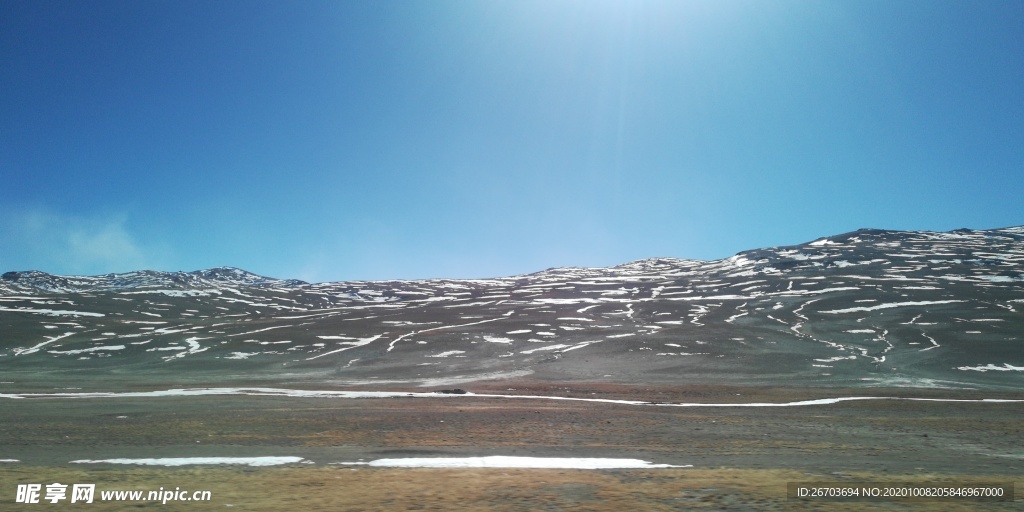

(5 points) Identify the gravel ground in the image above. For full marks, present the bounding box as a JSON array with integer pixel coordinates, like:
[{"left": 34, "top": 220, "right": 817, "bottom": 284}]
[{"left": 1, "top": 381, "right": 1021, "bottom": 510}]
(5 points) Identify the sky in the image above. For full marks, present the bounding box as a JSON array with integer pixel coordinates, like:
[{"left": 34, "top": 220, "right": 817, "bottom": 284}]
[{"left": 2, "top": 0, "right": 1022, "bottom": 282}]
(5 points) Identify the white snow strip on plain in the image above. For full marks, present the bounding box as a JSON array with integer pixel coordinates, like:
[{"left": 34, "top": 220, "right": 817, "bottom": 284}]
[
  {"left": 977, "top": 275, "right": 1022, "bottom": 283},
  {"left": 163, "top": 337, "right": 210, "bottom": 361},
  {"left": 663, "top": 294, "right": 753, "bottom": 301},
  {"left": 814, "top": 355, "right": 857, "bottom": 363},
  {"left": 506, "top": 330, "right": 532, "bottom": 334},
  {"left": 560, "top": 340, "right": 601, "bottom": 353},
  {"left": 841, "top": 274, "right": 927, "bottom": 282},
  {"left": 0, "top": 306, "right": 104, "bottom": 317},
  {"left": 387, "top": 316, "right": 508, "bottom": 352},
  {"left": 0, "top": 459, "right": 19, "bottom": 463},
  {"left": 956, "top": 363, "right": 1024, "bottom": 372},
  {"left": 529, "top": 298, "right": 599, "bottom": 305},
  {"left": 769, "top": 286, "right": 862, "bottom": 297},
  {"left": 13, "top": 331, "right": 76, "bottom": 356},
  {"left": 482, "top": 336, "right": 513, "bottom": 344},
  {"left": 224, "top": 352, "right": 259, "bottom": 359},
  {"left": 427, "top": 350, "right": 466, "bottom": 358},
  {"left": 407, "top": 296, "right": 457, "bottom": 303},
  {"left": 306, "top": 334, "right": 384, "bottom": 360},
  {"left": 339, "top": 456, "right": 687, "bottom": 469},
  {"left": 919, "top": 332, "right": 940, "bottom": 352},
  {"left": 724, "top": 311, "right": 748, "bottom": 324},
  {"left": 520, "top": 344, "right": 570, "bottom": 354},
  {"left": 0, "top": 388, "right": 440, "bottom": 400},
  {"left": 49, "top": 345, "right": 126, "bottom": 355},
  {"left": 119, "top": 290, "right": 220, "bottom": 297},
  {"left": 1, "top": 388, "right": 1021, "bottom": 408},
  {"left": 821, "top": 300, "right": 964, "bottom": 314},
  {"left": 443, "top": 301, "right": 495, "bottom": 308},
  {"left": 152, "top": 327, "right": 190, "bottom": 335},
  {"left": 70, "top": 457, "right": 305, "bottom": 467},
  {"left": 227, "top": 325, "right": 293, "bottom": 337}
]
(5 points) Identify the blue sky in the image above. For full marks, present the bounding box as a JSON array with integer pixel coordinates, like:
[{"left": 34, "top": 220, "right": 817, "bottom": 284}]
[{"left": 2, "top": 0, "right": 1022, "bottom": 282}]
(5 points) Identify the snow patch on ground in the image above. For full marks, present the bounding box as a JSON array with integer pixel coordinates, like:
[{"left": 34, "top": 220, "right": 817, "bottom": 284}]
[
  {"left": 70, "top": 457, "right": 306, "bottom": 467},
  {"left": 224, "top": 352, "right": 259, "bottom": 359},
  {"left": 162, "top": 337, "right": 210, "bottom": 361},
  {"left": 956, "top": 363, "right": 1024, "bottom": 372},
  {"left": 821, "top": 300, "right": 964, "bottom": 314},
  {"left": 338, "top": 456, "right": 687, "bottom": 469},
  {"left": 814, "top": 355, "right": 857, "bottom": 363},
  {"left": 520, "top": 344, "right": 569, "bottom": 354},
  {"left": 482, "top": 336, "right": 513, "bottom": 344},
  {"left": 428, "top": 350, "right": 466, "bottom": 358},
  {"left": 48, "top": 345, "right": 126, "bottom": 355},
  {"left": 0, "top": 306, "right": 104, "bottom": 317},
  {"left": 306, "top": 334, "right": 383, "bottom": 360},
  {"left": 3, "top": 388, "right": 1021, "bottom": 408},
  {"left": 14, "top": 331, "right": 76, "bottom": 356}
]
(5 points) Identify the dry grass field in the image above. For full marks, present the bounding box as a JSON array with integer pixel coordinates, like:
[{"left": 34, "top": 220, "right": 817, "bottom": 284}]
[{"left": 2, "top": 382, "right": 1020, "bottom": 510}]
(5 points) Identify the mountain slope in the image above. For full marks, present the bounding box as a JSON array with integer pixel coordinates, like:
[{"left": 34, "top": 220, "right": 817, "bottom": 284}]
[{"left": 1, "top": 226, "right": 1022, "bottom": 390}]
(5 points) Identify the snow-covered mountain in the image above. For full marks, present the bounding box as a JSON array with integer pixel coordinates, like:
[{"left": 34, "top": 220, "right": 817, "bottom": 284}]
[
  {"left": 0, "top": 266, "right": 306, "bottom": 294},
  {"left": 2, "top": 226, "right": 1022, "bottom": 390}
]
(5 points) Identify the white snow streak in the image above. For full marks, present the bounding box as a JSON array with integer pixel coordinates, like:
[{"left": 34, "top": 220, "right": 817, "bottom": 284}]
[
  {"left": 1, "top": 388, "right": 1021, "bottom": 408},
  {"left": 70, "top": 457, "right": 305, "bottom": 467},
  {"left": 956, "top": 363, "right": 1024, "bottom": 372},
  {"left": 13, "top": 331, "right": 76, "bottom": 356},
  {"left": 339, "top": 456, "right": 687, "bottom": 469},
  {"left": 0, "top": 306, "right": 104, "bottom": 317},
  {"left": 821, "top": 300, "right": 964, "bottom": 314}
]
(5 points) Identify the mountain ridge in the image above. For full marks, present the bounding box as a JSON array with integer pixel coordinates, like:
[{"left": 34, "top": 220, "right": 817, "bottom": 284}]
[
  {"left": 1, "top": 225, "right": 1021, "bottom": 391},
  {"left": 4, "top": 225, "right": 1022, "bottom": 293}
]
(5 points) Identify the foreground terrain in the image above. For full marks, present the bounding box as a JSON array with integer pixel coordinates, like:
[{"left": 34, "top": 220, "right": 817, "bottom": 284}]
[{"left": 1, "top": 382, "right": 1021, "bottom": 510}]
